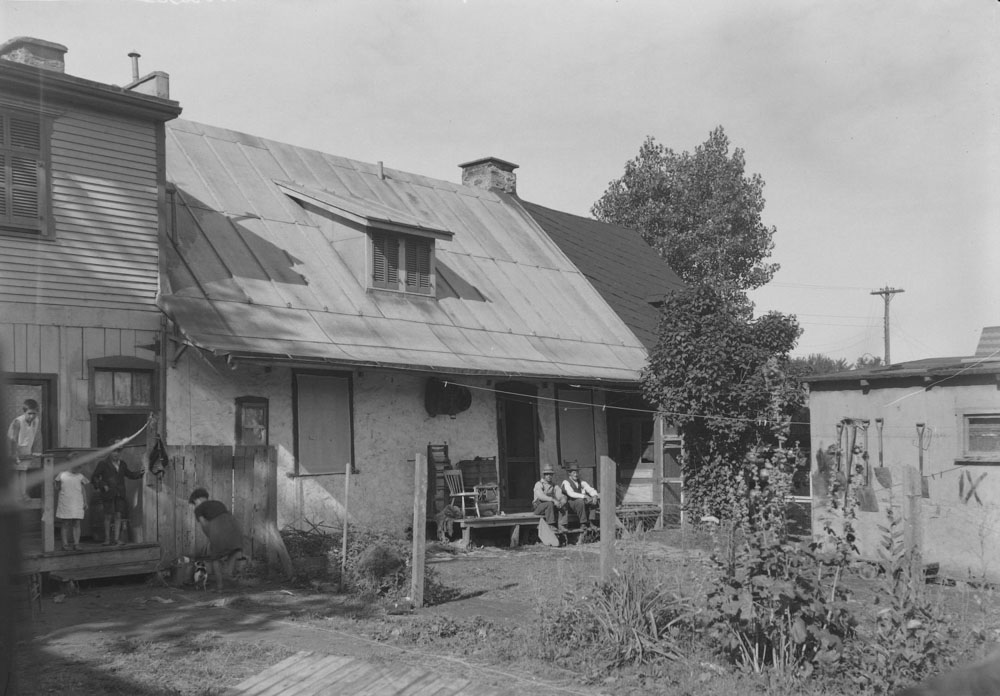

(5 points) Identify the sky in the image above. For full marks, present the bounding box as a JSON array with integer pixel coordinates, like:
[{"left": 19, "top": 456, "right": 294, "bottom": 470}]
[{"left": 2, "top": 0, "right": 997, "bottom": 365}]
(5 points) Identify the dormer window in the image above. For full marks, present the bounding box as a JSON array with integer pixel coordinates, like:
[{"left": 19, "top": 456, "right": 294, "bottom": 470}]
[
  {"left": 372, "top": 232, "right": 433, "bottom": 295},
  {"left": 276, "top": 180, "right": 453, "bottom": 298}
]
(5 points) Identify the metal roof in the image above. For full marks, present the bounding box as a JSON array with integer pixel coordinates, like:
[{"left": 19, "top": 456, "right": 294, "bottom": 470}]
[
  {"left": 519, "top": 200, "right": 685, "bottom": 351},
  {"left": 975, "top": 326, "right": 1000, "bottom": 358},
  {"left": 160, "top": 119, "right": 647, "bottom": 381}
]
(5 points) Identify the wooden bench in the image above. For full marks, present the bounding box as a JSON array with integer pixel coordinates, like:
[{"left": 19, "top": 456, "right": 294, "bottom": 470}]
[{"left": 457, "top": 512, "right": 562, "bottom": 547}]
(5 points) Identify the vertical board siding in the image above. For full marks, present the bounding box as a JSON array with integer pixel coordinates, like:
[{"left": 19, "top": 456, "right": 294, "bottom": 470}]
[
  {"left": 2, "top": 322, "right": 161, "bottom": 449},
  {"left": 152, "top": 446, "right": 276, "bottom": 566},
  {"left": 0, "top": 105, "right": 160, "bottom": 312}
]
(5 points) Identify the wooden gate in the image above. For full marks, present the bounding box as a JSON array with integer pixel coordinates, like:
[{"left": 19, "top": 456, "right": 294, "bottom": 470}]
[{"left": 143, "top": 445, "right": 279, "bottom": 567}]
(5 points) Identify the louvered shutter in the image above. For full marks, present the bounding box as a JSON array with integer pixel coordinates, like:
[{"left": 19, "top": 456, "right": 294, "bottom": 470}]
[
  {"left": 405, "top": 237, "right": 432, "bottom": 293},
  {"left": 372, "top": 233, "right": 400, "bottom": 289},
  {"left": 0, "top": 113, "right": 44, "bottom": 231}
]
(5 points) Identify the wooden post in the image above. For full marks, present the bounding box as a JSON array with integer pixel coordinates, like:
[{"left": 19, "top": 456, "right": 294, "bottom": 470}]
[
  {"left": 43, "top": 455, "right": 55, "bottom": 553},
  {"left": 339, "top": 462, "right": 351, "bottom": 591},
  {"left": 410, "top": 452, "right": 428, "bottom": 608},
  {"left": 902, "top": 466, "right": 923, "bottom": 563},
  {"left": 653, "top": 413, "right": 664, "bottom": 530},
  {"left": 600, "top": 455, "right": 616, "bottom": 582}
]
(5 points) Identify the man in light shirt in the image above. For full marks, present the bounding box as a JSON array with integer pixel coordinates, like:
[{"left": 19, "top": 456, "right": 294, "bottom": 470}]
[{"left": 561, "top": 466, "right": 599, "bottom": 530}]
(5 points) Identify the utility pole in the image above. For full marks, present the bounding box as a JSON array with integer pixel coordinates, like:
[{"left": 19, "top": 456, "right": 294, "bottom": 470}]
[{"left": 870, "top": 286, "right": 904, "bottom": 364}]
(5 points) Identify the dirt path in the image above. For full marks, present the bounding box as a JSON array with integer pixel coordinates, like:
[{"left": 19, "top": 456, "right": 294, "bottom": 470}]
[{"left": 19, "top": 571, "right": 606, "bottom": 696}]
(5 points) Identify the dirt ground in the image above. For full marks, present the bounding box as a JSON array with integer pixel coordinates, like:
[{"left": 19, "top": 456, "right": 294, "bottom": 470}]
[{"left": 15, "top": 536, "right": 669, "bottom": 696}]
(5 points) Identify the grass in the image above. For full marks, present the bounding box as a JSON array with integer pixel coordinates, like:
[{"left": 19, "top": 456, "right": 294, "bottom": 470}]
[{"left": 17, "top": 630, "right": 296, "bottom": 696}]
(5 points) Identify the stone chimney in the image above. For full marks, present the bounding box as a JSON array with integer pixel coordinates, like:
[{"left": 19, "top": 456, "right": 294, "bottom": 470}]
[
  {"left": 0, "top": 36, "right": 68, "bottom": 73},
  {"left": 459, "top": 157, "right": 519, "bottom": 194}
]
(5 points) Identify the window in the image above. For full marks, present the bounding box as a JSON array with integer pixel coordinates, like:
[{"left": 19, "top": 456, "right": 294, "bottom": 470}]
[
  {"left": 293, "top": 372, "right": 353, "bottom": 475},
  {"left": 235, "top": 396, "right": 269, "bottom": 447},
  {"left": 371, "top": 231, "right": 434, "bottom": 295},
  {"left": 0, "top": 109, "right": 49, "bottom": 236},
  {"left": 88, "top": 357, "right": 157, "bottom": 447},
  {"left": 962, "top": 413, "right": 1000, "bottom": 462}
]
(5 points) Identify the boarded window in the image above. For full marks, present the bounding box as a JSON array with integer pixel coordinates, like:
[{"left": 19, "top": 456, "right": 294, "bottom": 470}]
[
  {"left": 556, "top": 387, "right": 597, "bottom": 474},
  {"left": 0, "top": 110, "right": 47, "bottom": 235},
  {"left": 967, "top": 415, "right": 1000, "bottom": 455},
  {"left": 294, "top": 372, "right": 353, "bottom": 475},
  {"left": 236, "top": 396, "right": 269, "bottom": 447},
  {"left": 94, "top": 369, "right": 153, "bottom": 408},
  {"left": 371, "top": 231, "right": 433, "bottom": 295}
]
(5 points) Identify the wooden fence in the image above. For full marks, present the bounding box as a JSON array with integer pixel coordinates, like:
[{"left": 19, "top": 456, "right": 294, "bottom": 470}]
[{"left": 143, "top": 445, "right": 279, "bottom": 568}]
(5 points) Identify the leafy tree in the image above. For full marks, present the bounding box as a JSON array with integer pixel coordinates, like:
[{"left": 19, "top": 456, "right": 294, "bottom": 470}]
[
  {"left": 854, "top": 354, "right": 883, "bottom": 369},
  {"left": 642, "top": 284, "right": 802, "bottom": 518},
  {"left": 592, "top": 126, "right": 778, "bottom": 292},
  {"left": 789, "top": 353, "right": 851, "bottom": 378}
]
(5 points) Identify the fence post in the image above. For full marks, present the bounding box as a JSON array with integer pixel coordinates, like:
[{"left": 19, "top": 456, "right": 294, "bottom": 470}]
[
  {"left": 410, "top": 452, "right": 428, "bottom": 607},
  {"left": 600, "top": 455, "right": 616, "bottom": 582},
  {"left": 902, "top": 466, "right": 923, "bottom": 577},
  {"left": 339, "top": 462, "right": 351, "bottom": 591}
]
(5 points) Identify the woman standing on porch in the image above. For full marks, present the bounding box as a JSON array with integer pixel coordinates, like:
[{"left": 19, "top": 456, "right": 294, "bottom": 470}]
[{"left": 188, "top": 488, "right": 243, "bottom": 591}]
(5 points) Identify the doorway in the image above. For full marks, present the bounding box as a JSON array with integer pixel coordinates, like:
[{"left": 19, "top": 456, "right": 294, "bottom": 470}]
[{"left": 496, "top": 381, "right": 538, "bottom": 512}]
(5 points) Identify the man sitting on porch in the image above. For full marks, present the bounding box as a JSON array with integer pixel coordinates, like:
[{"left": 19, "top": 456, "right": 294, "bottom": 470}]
[
  {"left": 532, "top": 466, "right": 567, "bottom": 531},
  {"left": 560, "top": 466, "right": 599, "bottom": 531}
]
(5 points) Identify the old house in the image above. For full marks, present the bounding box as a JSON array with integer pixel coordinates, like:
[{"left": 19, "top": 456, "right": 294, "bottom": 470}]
[
  {"left": 159, "top": 125, "right": 681, "bottom": 534},
  {"left": 0, "top": 38, "right": 181, "bottom": 577},
  {"left": 807, "top": 327, "right": 1000, "bottom": 580}
]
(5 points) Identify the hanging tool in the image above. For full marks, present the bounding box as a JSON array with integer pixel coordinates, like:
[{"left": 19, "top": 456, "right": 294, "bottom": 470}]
[
  {"left": 835, "top": 420, "right": 845, "bottom": 473},
  {"left": 843, "top": 419, "right": 858, "bottom": 510},
  {"left": 873, "top": 418, "right": 892, "bottom": 489},
  {"left": 856, "top": 419, "right": 878, "bottom": 512},
  {"left": 917, "top": 423, "right": 929, "bottom": 498}
]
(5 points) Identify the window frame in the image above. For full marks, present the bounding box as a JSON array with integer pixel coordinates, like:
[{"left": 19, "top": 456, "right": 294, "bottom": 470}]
[
  {"left": 957, "top": 410, "right": 1000, "bottom": 464},
  {"left": 235, "top": 395, "right": 269, "bottom": 447},
  {"left": 87, "top": 357, "right": 158, "bottom": 445},
  {"left": 0, "top": 107, "right": 53, "bottom": 238},
  {"left": 291, "top": 370, "right": 355, "bottom": 476},
  {"left": 370, "top": 230, "right": 435, "bottom": 296}
]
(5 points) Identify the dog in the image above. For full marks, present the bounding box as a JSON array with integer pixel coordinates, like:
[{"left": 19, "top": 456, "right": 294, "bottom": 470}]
[{"left": 192, "top": 561, "right": 208, "bottom": 591}]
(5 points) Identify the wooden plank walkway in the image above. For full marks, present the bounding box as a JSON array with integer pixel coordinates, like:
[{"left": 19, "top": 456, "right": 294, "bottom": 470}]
[{"left": 227, "top": 651, "right": 508, "bottom": 696}]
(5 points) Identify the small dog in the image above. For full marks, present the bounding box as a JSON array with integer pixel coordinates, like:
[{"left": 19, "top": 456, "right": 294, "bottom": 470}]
[{"left": 192, "top": 561, "right": 208, "bottom": 591}]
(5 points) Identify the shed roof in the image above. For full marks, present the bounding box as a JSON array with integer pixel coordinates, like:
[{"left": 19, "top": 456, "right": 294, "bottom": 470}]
[
  {"left": 160, "top": 119, "right": 647, "bottom": 382},
  {"left": 518, "top": 200, "right": 684, "bottom": 351}
]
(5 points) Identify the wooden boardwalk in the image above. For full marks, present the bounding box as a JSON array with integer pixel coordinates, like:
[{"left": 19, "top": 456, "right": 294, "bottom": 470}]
[{"left": 227, "top": 651, "right": 507, "bottom": 696}]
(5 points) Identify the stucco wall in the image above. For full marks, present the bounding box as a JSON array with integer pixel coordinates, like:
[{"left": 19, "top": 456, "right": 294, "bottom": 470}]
[
  {"left": 167, "top": 354, "right": 503, "bottom": 531},
  {"left": 810, "top": 382, "right": 1000, "bottom": 580}
]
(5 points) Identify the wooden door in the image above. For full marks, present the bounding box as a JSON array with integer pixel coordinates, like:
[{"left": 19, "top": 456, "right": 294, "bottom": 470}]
[{"left": 496, "top": 382, "right": 538, "bottom": 512}]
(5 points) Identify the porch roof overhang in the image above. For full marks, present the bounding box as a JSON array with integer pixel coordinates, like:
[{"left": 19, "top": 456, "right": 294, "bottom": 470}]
[{"left": 159, "top": 295, "right": 645, "bottom": 383}]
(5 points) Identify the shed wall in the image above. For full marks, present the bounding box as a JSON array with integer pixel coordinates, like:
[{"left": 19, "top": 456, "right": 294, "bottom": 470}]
[{"left": 810, "top": 383, "right": 1000, "bottom": 580}]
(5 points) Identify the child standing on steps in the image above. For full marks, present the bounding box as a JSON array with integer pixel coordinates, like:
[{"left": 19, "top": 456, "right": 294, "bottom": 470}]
[{"left": 55, "top": 453, "right": 89, "bottom": 551}]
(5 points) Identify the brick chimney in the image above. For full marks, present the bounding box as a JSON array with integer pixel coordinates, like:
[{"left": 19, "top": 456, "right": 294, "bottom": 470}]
[
  {"left": 0, "top": 36, "right": 68, "bottom": 73},
  {"left": 459, "top": 157, "right": 519, "bottom": 195}
]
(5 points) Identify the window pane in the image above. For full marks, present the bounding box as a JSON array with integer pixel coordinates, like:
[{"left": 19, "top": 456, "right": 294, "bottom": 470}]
[
  {"left": 132, "top": 372, "right": 152, "bottom": 406},
  {"left": 94, "top": 371, "right": 114, "bottom": 406},
  {"left": 969, "top": 416, "right": 1000, "bottom": 453},
  {"left": 237, "top": 402, "right": 268, "bottom": 446},
  {"left": 113, "top": 371, "right": 133, "bottom": 406}
]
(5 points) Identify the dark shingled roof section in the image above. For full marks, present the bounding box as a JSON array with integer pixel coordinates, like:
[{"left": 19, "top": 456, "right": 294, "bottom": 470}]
[{"left": 519, "top": 199, "right": 685, "bottom": 351}]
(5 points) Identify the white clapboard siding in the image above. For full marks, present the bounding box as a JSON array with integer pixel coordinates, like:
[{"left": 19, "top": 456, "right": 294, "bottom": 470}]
[{"left": 0, "top": 105, "right": 162, "bottom": 313}]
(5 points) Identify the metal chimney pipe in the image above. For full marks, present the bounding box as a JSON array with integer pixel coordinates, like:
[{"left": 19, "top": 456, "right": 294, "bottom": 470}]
[{"left": 128, "top": 51, "right": 140, "bottom": 81}]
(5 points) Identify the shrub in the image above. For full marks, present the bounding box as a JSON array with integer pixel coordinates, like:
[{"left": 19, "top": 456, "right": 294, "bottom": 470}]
[
  {"left": 703, "top": 446, "right": 857, "bottom": 677},
  {"left": 842, "top": 509, "right": 962, "bottom": 694},
  {"left": 537, "top": 551, "right": 694, "bottom": 668}
]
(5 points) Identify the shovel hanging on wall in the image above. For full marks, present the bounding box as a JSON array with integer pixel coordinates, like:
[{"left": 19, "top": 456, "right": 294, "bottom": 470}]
[
  {"left": 856, "top": 420, "right": 879, "bottom": 512},
  {"left": 873, "top": 418, "right": 893, "bottom": 489}
]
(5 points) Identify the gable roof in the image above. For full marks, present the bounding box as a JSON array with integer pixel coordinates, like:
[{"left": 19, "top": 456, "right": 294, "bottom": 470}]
[
  {"left": 159, "top": 119, "right": 647, "bottom": 382},
  {"left": 518, "top": 200, "right": 684, "bottom": 351}
]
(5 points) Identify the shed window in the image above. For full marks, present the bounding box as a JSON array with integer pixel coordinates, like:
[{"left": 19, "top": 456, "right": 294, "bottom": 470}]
[
  {"left": 965, "top": 415, "right": 1000, "bottom": 457},
  {"left": 371, "top": 231, "right": 434, "bottom": 295},
  {"left": 0, "top": 110, "right": 49, "bottom": 236},
  {"left": 235, "top": 396, "right": 269, "bottom": 447}
]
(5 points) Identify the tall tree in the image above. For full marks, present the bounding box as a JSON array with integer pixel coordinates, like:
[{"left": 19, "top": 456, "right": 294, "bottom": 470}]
[
  {"left": 592, "top": 127, "right": 778, "bottom": 292},
  {"left": 643, "top": 284, "right": 803, "bottom": 518},
  {"left": 789, "top": 353, "right": 852, "bottom": 378}
]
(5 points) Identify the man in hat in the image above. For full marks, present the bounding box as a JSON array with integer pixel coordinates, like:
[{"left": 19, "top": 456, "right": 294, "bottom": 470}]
[
  {"left": 532, "top": 465, "right": 567, "bottom": 530},
  {"left": 560, "top": 466, "right": 599, "bottom": 530},
  {"left": 91, "top": 438, "right": 145, "bottom": 545}
]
